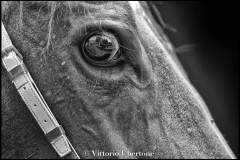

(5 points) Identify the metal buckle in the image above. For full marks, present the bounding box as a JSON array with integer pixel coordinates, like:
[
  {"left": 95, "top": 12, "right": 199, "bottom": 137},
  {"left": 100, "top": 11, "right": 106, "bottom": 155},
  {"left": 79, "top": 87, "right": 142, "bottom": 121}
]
[
  {"left": 2, "top": 45, "right": 26, "bottom": 81},
  {"left": 2, "top": 45, "right": 23, "bottom": 60}
]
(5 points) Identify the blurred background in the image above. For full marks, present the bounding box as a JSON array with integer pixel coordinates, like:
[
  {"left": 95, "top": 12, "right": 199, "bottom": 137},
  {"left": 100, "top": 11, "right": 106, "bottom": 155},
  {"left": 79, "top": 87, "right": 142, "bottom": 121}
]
[{"left": 151, "top": 1, "right": 239, "bottom": 157}]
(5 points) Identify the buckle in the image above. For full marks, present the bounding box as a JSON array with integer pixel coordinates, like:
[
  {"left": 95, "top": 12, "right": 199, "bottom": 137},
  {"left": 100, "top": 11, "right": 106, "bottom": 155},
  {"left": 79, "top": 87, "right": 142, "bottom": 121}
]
[
  {"left": 2, "top": 45, "right": 26, "bottom": 81},
  {"left": 2, "top": 45, "right": 23, "bottom": 60}
]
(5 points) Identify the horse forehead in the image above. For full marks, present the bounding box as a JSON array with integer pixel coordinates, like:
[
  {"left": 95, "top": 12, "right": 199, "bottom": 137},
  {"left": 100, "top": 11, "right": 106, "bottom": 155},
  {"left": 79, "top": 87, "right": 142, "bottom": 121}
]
[
  {"left": 2, "top": 1, "right": 142, "bottom": 33},
  {"left": 66, "top": 1, "right": 134, "bottom": 21},
  {"left": 1, "top": 1, "right": 132, "bottom": 16},
  {"left": 63, "top": 1, "right": 130, "bottom": 10},
  {"left": 27, "top": 1, "right": 132, "bottom": 15}
]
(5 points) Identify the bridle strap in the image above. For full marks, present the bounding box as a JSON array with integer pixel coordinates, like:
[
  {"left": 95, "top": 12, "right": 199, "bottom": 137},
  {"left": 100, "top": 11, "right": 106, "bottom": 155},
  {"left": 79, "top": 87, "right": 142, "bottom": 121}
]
[{"left": 1, "top": 22, "right": 80, "bottom": 159}]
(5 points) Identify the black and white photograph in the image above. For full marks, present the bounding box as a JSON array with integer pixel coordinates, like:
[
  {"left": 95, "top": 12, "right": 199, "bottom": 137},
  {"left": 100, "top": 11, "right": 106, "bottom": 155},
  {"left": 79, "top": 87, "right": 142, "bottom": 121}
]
[{"left": 1, "top": 1, "right": 239, "bottom": 159}]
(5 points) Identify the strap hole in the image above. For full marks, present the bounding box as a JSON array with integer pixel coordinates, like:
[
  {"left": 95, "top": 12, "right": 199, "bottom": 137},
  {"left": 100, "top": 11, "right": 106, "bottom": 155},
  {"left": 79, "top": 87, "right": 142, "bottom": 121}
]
[
  {"left": 34, "top": 104, "right": 37, "bottom": 106},
  {"left": 23, "top": 87, "right": 26, "bottom": 90},
  {"left": 44, "top": 120, "right": 47, "bottom": 123}
]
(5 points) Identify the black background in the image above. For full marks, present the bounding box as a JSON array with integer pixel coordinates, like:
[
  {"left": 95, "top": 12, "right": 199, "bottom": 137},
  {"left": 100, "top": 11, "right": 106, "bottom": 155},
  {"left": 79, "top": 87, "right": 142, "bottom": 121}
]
[{"left": 154, "top": 1, "right": 239, "bottom": 157}]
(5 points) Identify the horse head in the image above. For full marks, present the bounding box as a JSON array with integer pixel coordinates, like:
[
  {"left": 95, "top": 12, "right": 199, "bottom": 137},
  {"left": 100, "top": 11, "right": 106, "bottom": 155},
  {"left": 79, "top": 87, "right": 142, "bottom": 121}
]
[{"left": 1, "top": 1, "right": 235, "bottom": 159}]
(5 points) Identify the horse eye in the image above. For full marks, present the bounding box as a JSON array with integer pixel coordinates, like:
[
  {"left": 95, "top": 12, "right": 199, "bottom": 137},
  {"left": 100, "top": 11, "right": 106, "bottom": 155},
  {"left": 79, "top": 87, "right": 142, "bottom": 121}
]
[{"left": 82, "top": 32, "right": 121, "bottom": 67}]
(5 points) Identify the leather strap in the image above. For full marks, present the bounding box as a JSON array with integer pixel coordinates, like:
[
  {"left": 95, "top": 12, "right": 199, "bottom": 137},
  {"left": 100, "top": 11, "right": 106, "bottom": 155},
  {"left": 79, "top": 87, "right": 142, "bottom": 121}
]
[{"left": 1, "top": 22, "right": 80, "bottom": 159}]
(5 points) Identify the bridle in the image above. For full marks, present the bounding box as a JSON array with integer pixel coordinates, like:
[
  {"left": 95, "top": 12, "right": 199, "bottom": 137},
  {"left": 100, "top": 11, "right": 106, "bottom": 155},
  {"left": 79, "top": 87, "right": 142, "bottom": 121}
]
[{"left": 1, "top": 22, "right": 80, "bottom": 159}]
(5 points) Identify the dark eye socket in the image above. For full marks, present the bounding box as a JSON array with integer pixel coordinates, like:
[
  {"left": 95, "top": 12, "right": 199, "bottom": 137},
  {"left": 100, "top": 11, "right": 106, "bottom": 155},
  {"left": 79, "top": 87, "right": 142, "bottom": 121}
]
[{"left": 81, "top": 31, "right": 122, "bottom": 67}]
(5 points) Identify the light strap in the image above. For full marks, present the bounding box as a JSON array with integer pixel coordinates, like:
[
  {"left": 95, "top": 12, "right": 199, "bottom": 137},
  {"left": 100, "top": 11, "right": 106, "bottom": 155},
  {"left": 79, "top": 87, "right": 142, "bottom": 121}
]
[{"left": 1, "top": 22, "right": 80, "bottom": 159}]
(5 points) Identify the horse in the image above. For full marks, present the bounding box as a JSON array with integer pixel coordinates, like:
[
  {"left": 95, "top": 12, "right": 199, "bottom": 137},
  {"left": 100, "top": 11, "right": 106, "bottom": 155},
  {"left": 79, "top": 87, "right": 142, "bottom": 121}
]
[{"left": 1, "top": 1, "right": 236, "bottom": 159}]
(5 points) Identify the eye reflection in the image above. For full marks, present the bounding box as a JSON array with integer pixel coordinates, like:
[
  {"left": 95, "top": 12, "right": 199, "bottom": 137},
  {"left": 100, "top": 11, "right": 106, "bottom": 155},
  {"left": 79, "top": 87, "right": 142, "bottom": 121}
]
[{"left": 82, "top": 31, "right": 121, "bottom": 67}]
